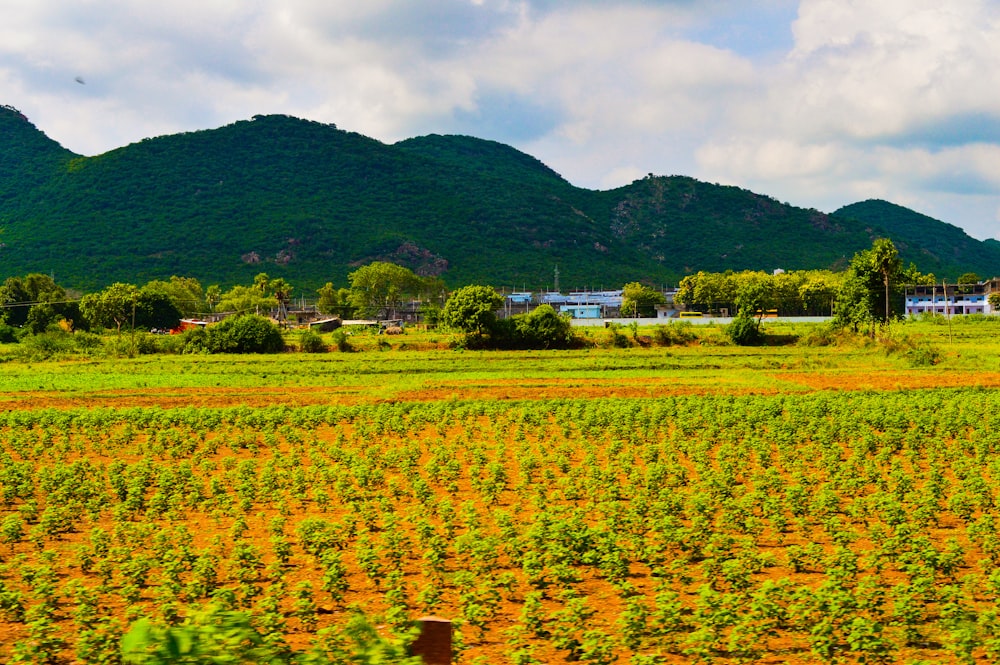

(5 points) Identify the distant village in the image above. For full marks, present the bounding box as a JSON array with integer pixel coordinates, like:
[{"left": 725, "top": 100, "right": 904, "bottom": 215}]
[{"left": 202, "top": 277, "right": 1000, "bottom": 334}]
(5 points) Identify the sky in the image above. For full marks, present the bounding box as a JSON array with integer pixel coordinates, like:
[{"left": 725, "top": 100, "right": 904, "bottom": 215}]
[{"left": 3, "top": 0, "right": 1000, "bottom": 241}]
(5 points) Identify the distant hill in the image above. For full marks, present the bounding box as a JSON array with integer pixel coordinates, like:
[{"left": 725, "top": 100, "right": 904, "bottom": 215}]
[
  {"left": 1, "top": 104, "right": 997, "bottom": 290},
  {"left": 835, "top": 200, "right": 1000, "bottom": 280}
]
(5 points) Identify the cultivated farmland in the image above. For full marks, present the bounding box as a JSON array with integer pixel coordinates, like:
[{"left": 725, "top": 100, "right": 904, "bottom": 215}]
[{"left": 2, "top": 320, "right": 1000, "bottom": 663}]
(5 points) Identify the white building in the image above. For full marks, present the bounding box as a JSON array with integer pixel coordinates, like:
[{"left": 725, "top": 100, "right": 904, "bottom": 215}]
[{"left": 905, "top": 280, "right": 999, "bottom": 316}]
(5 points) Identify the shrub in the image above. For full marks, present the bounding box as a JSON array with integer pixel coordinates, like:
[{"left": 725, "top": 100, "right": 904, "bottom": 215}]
[
  {"left": 0, "top": 323, "right": 18, "bottom": 344},
  {"left": 16, "top": 330, "right": 76, "bottom": 359},
  {"left": 331, "top": 329, "right": 353, "bottom": 352},
  {"left": 150, "top": 333, "right": 186, "bottom": 354},
  {"left": 299, "top": 330, "right": 327, "bottom": 353},
  {"left": 204, "top": 315, "right": 285, "bottom": 354},
  {"left": 473, "top": 305, "right": 579, "bottom": 350},
  {"left": 73, "top": 331, "right": 104, "bottom": 353},
  {"left": 605, "top": 323, "right": 631, "bottom": 348},
  {"left": 511, "top": 305, "right": 576, "bottom": 349},
  {"left": 179, "top": 326, "right": 210, "bottom": 353},
  {"left": 726, "top": 315, "right": 764, "bottom": 346},
  {"left": 652, "top": 321, "right": 697, "bottom": 346},
  {"left": 797, "top": 323, "right": 838, "bottom": 347}
]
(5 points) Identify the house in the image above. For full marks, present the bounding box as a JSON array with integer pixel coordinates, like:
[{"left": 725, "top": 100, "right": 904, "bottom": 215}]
[
  {"left": 905, "top": 279, "right": 999, "bottom": 316},
  {"left": 560, "top": 304, "right": 602, "bottom": 319}
]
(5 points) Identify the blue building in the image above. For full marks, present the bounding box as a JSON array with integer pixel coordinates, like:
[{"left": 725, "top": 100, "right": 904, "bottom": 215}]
[{"left": 560, "top": 304, "right": 603, "bottom": 319}]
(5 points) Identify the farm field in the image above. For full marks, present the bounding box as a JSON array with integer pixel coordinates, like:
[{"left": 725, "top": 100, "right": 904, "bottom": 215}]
[{"left": 2, "top": 319, "right": 1000, "bottom": 663}]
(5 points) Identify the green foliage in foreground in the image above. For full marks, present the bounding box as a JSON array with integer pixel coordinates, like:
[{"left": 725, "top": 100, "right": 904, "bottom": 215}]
[{"left": 122, "top": 604, "right": 419, "bottom": 665}]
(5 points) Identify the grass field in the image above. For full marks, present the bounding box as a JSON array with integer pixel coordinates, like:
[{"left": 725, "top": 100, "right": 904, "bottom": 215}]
[{"left": 2, "top": 318, "right": 1000, "bottom": 663}]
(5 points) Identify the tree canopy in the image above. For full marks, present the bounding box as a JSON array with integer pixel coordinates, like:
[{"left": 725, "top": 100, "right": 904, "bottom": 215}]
[
  {"left": 621, "top": 282, "right": 666, "bottom": 318},
  {"left": 0, "top": 273, "right": 80, "bottom": 332},
  {"left": 79, "top": 283, "right": 182, "bottom": 332},
  {"left": 834, "top": 238, "right": 906, "bottom": 333},
  {"left": 316, "top": 283, "right": 356, "bottom": 319},
  {"left": 441, "top": 285, "right": 505, "bottom": 336},
  {"left": 676, "top": 270, "right": 843, "bottom": 317},
  {"left": 348, "top": 262, "right": 423, "bottom": 319}
]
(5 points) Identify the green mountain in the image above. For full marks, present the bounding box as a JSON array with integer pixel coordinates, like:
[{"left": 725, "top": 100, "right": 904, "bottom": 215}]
[
  {"left": 1, "top": 105, "right": 997, "bottom": 290},
  {"left": 835, "top": 200, "right": 1000, "bottom": 280}
]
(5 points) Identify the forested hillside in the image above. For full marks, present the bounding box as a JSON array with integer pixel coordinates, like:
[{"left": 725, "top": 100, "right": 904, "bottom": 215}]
[{"left": 1, "top": 105, "right": 996, "bottom": 289}]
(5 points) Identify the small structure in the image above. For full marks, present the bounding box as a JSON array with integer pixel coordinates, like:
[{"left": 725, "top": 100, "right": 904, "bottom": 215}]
[
  {"left": 171, "top": 319, "right": 209, "bottom": 334},
  {"left": 560, "top": 304, "right": 602, "bottom": 319},
  {"left": 308, "top": 318, "right": 342, "bottom": 332},
  {"left": 409, "top": 617, "right": 451, "bottom": 665}
]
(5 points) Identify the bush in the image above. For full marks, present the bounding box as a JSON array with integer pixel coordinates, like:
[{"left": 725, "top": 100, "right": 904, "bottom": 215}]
[
  {"left": 512, "top": 305, "right": 576, "bottom": 349},
  {"left": 73, "top": 331, "right": 104, "bottom": 353},
  {"left": 726, "top": 315, "right": 764, "bottom": 346},
  {"left": 180, "top": 326, "right": 210, "bottom": 354},
  {"left": 652, "top": 321, "right": 697, "bottom": 346},
  {"left": 151, "top": 333, "right": 187, "bottom": 354},
  {"left": 204, "top": 315, "right": 285, "bottom": 354},
  {"left": 0, "top": 324, "right": 19, "bottom": 344},
  {"left": 605, "top": 323, "right": 631, "bottom": 348},
  {"left": 15, "top": 330, "right": 76, "bottom": 359},
  {"left": 882, "top": 333, "right": 941, "bottom": 366},
  {"left": 174, "top": 316, "right": 286, "bottom": 354},
  {"left": 797, "top": 323, "right": 838, "bottom": 347},
  {"left": 473, "top": 305, "right": 577, "bottom": 350},
  {"left": 299, "top": 330, "right": 327, "bottom": 353},
  {"left": 331, "top": 329, "right": 353, "bottom": 352}
]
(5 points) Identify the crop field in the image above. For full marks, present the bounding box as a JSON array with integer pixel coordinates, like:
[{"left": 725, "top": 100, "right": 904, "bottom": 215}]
[{"left": 2, "top": 320, "right": 1000, "bottom": 663}]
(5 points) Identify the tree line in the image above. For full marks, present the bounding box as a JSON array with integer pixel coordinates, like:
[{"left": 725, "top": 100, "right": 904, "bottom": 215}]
[
  {"left": 2, "top": 240, "right": 991, "bottom": 350},
  {"left": 674, "top": 238, "right": 973, "bottom": 344},
  {"left": 0, "top": 262, "right": 448, "bottom": 340}
]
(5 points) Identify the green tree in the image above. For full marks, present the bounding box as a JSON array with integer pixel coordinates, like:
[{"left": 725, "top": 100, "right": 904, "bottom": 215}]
[
  {"left": 834, "top": 238, "right": 905, "bottom": 333},
  {"left": 216, "top": 285, "right": 277, "bottom": 315},
  {"left": 621, "top": 282, "right": 666, "bottom": 318},
  {"left": 869, "top": 238, "right": 903, "bottom": 324},
  {"left": 269, "top": 278, "right": 293, "bottom": 326},
  {"left": 80, "top": 283, "right": 182, "bottom": 333},
  {"left": 904, "top": 264, "right": 936, "bottom": 286},
  {"left": 956, "top": 272, "right": 980, "bottom": 285},
  {"left": 348, "top": 262, "right": 421, "bottom": 319},
  {"left": 726, "top": 273, "right": 772, "bottom": 345},
  {"left": 989, "top": 292, "right": 1000, "bottom": 311},
  {"left": 441, "top": 285, "right": 504, "bottom": 337},
  {"left": 316, "top": 283, "right": 355, "bottom": 319},
  {"left": 798, "top": 272, "right": 840, "bottom": 316},
  {"left": 0, "top": 273, "right": 78, "bottom": 331},
  {"left": 675, "top": 271, "right": 739, "bottom": 314},
  {"left": 135, "top": 286, "right": 183, "bottom": 331},
  {"left": 205, "top": 285, "right": 222, "bottom": 311},
  {"left": 79, "top": 283, "right": 140, "bottom": 332},
  {"left": 142, "top": 277, "right": 206, "bottom": 318}
]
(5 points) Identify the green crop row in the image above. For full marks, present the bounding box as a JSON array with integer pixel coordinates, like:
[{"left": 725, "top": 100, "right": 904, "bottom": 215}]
[{"left": 2, "top": 389, "right": 1000, "bottom": 662}]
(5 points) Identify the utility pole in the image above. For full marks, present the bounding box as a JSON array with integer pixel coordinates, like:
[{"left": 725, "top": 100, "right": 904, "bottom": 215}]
[{"left": 944, "top": 279, "right": 953, "bottom": 343}]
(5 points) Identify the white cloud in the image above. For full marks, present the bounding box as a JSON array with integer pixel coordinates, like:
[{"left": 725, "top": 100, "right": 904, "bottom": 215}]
[
  {"left": 2, "top": 0, "right": 1000, "bottom": 240},
  {"left": 689, "top": 0, "right": 1000, "bottom": 239}
]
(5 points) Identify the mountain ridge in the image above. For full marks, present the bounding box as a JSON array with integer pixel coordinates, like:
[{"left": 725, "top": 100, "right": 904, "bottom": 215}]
[{"left": 1, "top": 105, "right": 997, "bottom": 290}]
